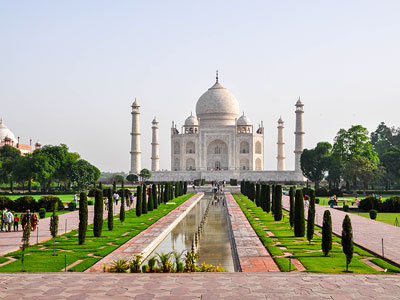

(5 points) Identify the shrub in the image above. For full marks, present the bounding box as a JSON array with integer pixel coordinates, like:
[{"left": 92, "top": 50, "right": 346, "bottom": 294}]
[
  {"left": 194, "top": 179, "right": 201, "bottom": 186},
  {"left": 78, "top": 191, "right": 88, "bottom": 245},
  {"left": 14, "top": 196, "right": 38, "bottom": 212},
  {"left": 201, "top": 179, "right": 205, "bottom": 186},
  {"left": 315, "top": 187, "right": 329, "bottom": 197},
  {"left": 369, "top": 209, "right": 378, "bottom": 220},
  {"left": 229, "top": 179, "right": 238, "bottom": 186},
  {"left": 322, "top": 210, "right": 332, "bottom": 256},
  {"left": 359, "top": 197, "right": 381, "bottom": 211},
  {"left": 343, "top": 205, "right": 349, "bottom": 212},
  {"left": 315, "top": 198, "right": 320, "bottom": 204},
  {"left": 0, "top": 196, "right": 13, "bottom": 210},
  {"left": 294, "top": 189, "right": 305, "bottom": 237},
  {"left": 38, "top": 195, "right": 63, "bottom": 211},
  {"left": 381, "top": 196, "right": 400, "bottom": 212},
  {"left": 68, "top": 202, "right": 77, "bottom": 211},
  {"left": 87, "top": 200, "right": 94, "bottom": 205},
  {"left": 38, "top": 208, "right": 46, "bottom": 218},
  {"left": 108, "top": 259, "right": 129, "bottom": 273}
]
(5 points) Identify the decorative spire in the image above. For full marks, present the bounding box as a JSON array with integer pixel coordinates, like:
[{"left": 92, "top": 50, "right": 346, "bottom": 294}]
[{"left": 216, "top": 70, "right": 219, "bottom": 83}]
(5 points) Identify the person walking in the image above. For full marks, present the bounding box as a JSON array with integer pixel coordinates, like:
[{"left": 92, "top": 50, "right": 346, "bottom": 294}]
[
  {"left": 13, "top": 214, "right": 19, "bottom": 232},
  {"left": 1, "top": 208, "right": 7, "bottom": 232},
  {"left": 4, "top": 210, "right": 13, "bottom": 232}
]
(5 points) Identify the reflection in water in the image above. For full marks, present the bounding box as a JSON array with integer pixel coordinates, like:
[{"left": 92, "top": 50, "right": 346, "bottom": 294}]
[{"left": 144, "top": 193, "right": 235, "bottom": 272}]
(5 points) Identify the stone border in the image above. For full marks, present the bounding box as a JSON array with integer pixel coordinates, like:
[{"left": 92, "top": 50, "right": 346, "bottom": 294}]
[
  {"left": 87, "top": 192, "right": 204, "bottom": 272},
  {"left": 225, "top": 192, "right": 279, "bottom": 272}
]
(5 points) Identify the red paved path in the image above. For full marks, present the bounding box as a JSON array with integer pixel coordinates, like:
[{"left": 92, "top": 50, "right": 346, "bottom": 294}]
[
  {"left": 225, "top": 192, "right": 279, "bottom": 272},
  {"left": 0, "top": 201, "right": 124, "bottom": 256},
  {"left": 1, "top": 272, "right": 399, "bottom": 299},
  {"left": 87, "top": 193, "right": 204, "bottom": 272},
  {"left": 282, "top": 195, "right": 400, "bottom": 266}
]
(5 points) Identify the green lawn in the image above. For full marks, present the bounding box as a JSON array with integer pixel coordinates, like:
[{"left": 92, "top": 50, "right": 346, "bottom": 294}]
[
  {"left": 0, "top": 194, "right": 194, "bottom": 272},
  {"left": 349, "top": 211, "right": 400, "bottom": 226},
  {"left": 233, "top": 194, "right": 400, "bottom": 274}
]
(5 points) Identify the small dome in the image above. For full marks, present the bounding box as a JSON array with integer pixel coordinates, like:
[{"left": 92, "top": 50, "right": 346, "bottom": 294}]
[
  {"left": 278, "top": 116, "right": 284, "bottom": 123},
  {"left": 132, "top": 98, "right": 140, "bottom": 107},
  {"left": 152, "top": 117, "right": 158, "bottom": 124},
  {"left": 237, "top": 113, "right": 251, "bottom": 126},
  {"left": 0, "top": 119, "right": 17, "bottom": 144},
  {"left": 185, "top": 113, "right": 198, "bottom": 126},
  {"left": 196, "top": 81, "right": 240, "bottom": 125},
  {"left": 35, "top": 141, "right": 42, "bottom": 147}
]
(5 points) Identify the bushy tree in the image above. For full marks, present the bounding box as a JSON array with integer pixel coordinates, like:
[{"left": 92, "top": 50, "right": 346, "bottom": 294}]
[
  {"left": 294, "top": 189, "right": 305, "bottom": 237},
  {"left": 136, "top": 185, "right": 142, "bottom": 217},
  {"left": 342, "top": 215, "right": 353, "bottom": 271},
  {"left": 142, "top": 184, "right": 148, "bottom": 214},
  {"left": 93, "top": 189, "right": 103, "bottom": 237},
  {"left": 78, "top": 191, "right": 88, "bottom": 244},
  {"left": 274, "top": 185, "right": 282, "bottom": 221},
  {"left": 289, "top": 187, "right": 295, "bottom": 229},
  {"left": 126, "top": 174, "right": 138, "bottom": 185},
  {"left": 307, "top": 189, "right": 316, "bottom": 243},
  {"left": 139, "top": 168, "right": 152, "bottom": 182},
  {"left": 322, "top": 210, "right": 332, "bottom": 256}
]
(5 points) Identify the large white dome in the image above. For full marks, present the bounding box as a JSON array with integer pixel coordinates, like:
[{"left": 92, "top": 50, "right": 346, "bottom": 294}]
[
  {"left": 196, "top": 81, "right": 240, "bottom": 125},
  {"left": 0, "top": 119, "right": 17, "bottom": 143}
]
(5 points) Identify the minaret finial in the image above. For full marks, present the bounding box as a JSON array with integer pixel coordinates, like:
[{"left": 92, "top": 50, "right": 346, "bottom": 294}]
[{"left": 216, "top": 70, "right": 219, "bottom": 83}]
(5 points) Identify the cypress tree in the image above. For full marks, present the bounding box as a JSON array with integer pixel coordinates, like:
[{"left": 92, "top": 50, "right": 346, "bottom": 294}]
[
  {"left": 164, "top": 183, "right": 168, "bottom": 203},
  {"left": 112, "top": 181, "right": 116, "bottom": 192},
  {"left": 148, "top": 186, "right": 154, "bottom": 211},
  {"left": 142, "top": 184, "right": 148, "bottom": 214},
  {"left": 160, "top": 184, "right": 164, "bottom": 204},
  {"left": 120, "top": 185, "right": 125, "bottom": 224},
  {"left": 174, "top": 182, "right": 178, "bottom": 198},
  {"left": 240, "top": 180, "right": 244, "bottom": 194},
  {"left": 322, "top": 210, "right": 332, "bottom": 256},
  {"left": 78, "top": 191, "right": 88, "bottom": 245},
  {"left": 249, "top": 183, "right": 255, "bottom": 201},
  {"left": 152, "top": 184, "right": 158, "bottom": 209},
  {"left": 307, "top": 189, "right": 316, "bottom": 244},
  {"left": 294, "top": 189, "right": 305, "bottom": 237},
  {"left": 274, "top": 185, "right": 282, "bottom": 221},
  {"left": 342, "top": 215, "right": 353, "bottom": 271},
  {"left": 136, "top": 186, "right": 142, "bottom": 217},
  {"left": 105, "top": 188, "right": 113, "bottom": 231},
  {"left": 93, "top": 189, "right": 103, "bottom": 237},
  {"left": 289, "top": 187, "right": 295, "bottom": 229},
  {"left": 260, "top": 184, "right": 267, "bottom": 211},
  {"left": 50, "top": 201, "right": 59, "bottom": 256},
  {"left": 255, "top": 184, "right": 261, "bottom": 207},
  {"left": 266, "top": 185, "right": 271, "bottom": 213},
  {"left": 271, "top": 185, "right": 276, "bottom": 214},
  {"left": 183, "top": 181, "right": 187, "bottom": 195}
]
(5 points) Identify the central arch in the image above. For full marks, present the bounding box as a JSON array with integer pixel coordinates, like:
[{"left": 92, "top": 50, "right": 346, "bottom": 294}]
[{"left": 207, "top": 139, "right": 229, "bottom": 170}]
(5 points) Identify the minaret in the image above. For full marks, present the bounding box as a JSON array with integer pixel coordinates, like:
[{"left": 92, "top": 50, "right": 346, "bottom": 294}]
[
  {"left": 277, "top": 117, "right": 285, "bottom": 171},
  {"left": 130, "top": 99, "right": 141, "bottom": 174},
  {"left": 294, "top": 97, "right": 305, "bottom": 171},
  {"left": 151, "top": 117, "right": 159, "bottom": 172}
]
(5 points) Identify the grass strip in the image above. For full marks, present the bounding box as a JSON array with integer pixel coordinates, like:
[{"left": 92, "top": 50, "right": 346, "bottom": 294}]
[
  {"left": 233, "top": 194, "right": 400, "bottom": 274},
  {"left": 0, "top": 194, "right": 194, "bottom": 272}
]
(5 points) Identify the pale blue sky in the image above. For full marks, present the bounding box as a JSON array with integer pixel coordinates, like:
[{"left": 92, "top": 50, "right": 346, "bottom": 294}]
[{"left": 1, "top": 1, "right": 399, "bottom": 172}]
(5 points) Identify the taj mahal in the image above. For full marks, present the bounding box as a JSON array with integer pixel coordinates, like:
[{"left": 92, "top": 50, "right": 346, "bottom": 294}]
[{"left": 130, "top": 73, "right": 305, "bottom": 182}]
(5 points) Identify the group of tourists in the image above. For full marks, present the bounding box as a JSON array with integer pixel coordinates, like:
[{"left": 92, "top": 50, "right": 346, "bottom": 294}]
[
  {"left": 1, "top": 208, "right": 39, "bottom": 232},
  {"left": 104, "top": 193, "right": 135, "bottom": 211},
  {"left": 212, "top": 181, "right": 225, "bottom": 194}
]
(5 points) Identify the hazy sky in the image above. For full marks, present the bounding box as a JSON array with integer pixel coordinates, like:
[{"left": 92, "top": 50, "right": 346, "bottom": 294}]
[{"left": 1, "top": 1, "right": 399, "bottom": 172}]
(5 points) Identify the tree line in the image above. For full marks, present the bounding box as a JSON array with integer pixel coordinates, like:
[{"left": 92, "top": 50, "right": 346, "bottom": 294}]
[
  {"left": 0, "top": 144, "right": 100, "bottom": 193},
  {"left": 301, "top": 123, "right": 400, "bottom": 192}
]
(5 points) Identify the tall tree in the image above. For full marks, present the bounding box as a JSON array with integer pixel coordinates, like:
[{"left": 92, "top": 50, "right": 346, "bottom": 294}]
[
  {"left": 0, "top": 145, "right": 21, "bottom": 191},
  {"left": 322, "top": 210, "right": 332, "bottom": 256},
  {"left": 93, "top": 189, "right": 103, "bottom": 237},
  {"left": 78, "top": 191, "right": 88, "bottom": 244},
  {"left": 152, "top": 184, "right": 158, "bottom": 209},
  {"left": 139, "top": 168, "right": 152, "bottom": 182},
  {"left": 104, "top": 188, "right": 113, "bottom": 231},
  {"left": 260, "top": 184, "right": 267, "bottom": 211},
  {"left": 50, "top": 201, "right": 59, "bottom": 256},
  {"left": 266, "top": 185, "right": 271, "bottom": 213},
  {"left": 342, "top": 215, "right": 354, "bottom": 272},
  {"left": 307, "top": 189, "right": 316, "bottom": 244},
  {"left": 300, "top": 142, "right": 332, "bottom": 189},
  {"left": 294, "top": 189, "right": 305, "bottom": 237},
  {"left": 274, "top": 185, "right": 282, "bottom": 221},
  {"left": 289, "top": 187, "right": 295, "bottom": 229},
  {"left": 136, "top": 185, "right": 142, "bottom": 217},
  {"left": 255, "top": 184, "right": 261, "bottom": 207},
  {"left": 142, "top": 184, "right": 148, "bottom": 214},
  {"left": 148, "top": 186, "right": 154, "bottom": 211},
  {"left": 21, "top": 216, "right": 31, "bottom": 272},
  {"left": 120, "top": 183, "right": 125, "bottom": 224}
]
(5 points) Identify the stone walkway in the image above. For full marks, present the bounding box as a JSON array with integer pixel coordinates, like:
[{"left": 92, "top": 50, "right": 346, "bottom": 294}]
[
  {"left": 282, "top": 196, "right": 400, "bottom": 266},
  {"left": 225, "top": 193, "right": 279, "bottom": 272},
  {"left": 1, "top": 272, "right": 400, "bottom": 299},
  {"left": 87, "top": 193, "right": 204, "bottom": 272},
  {"left": 0, "top": 201, "right": 123, "bottom": 256}
]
